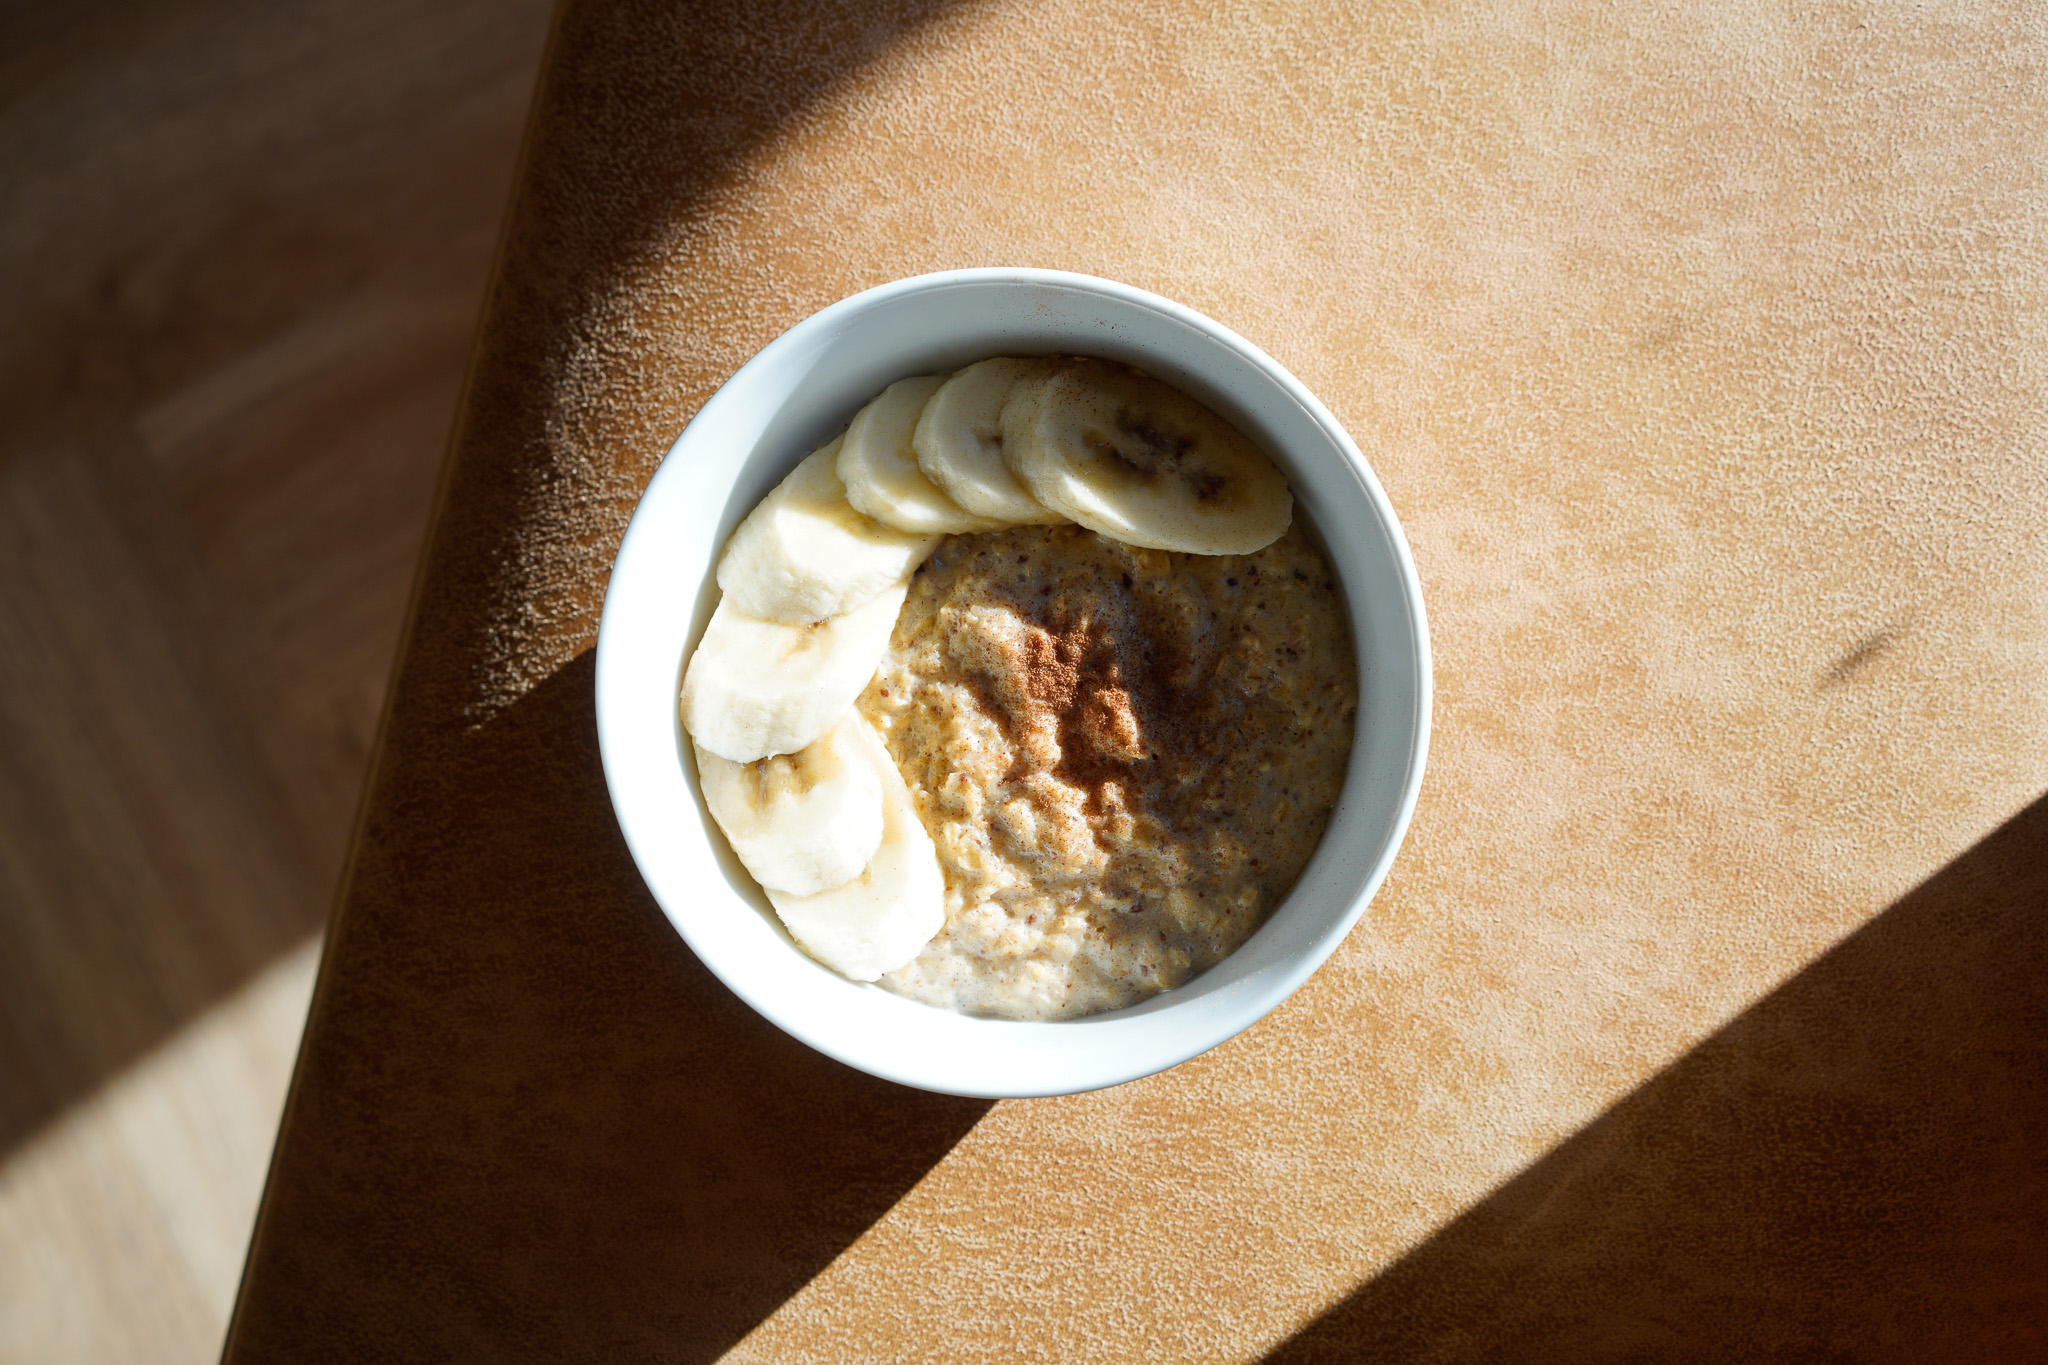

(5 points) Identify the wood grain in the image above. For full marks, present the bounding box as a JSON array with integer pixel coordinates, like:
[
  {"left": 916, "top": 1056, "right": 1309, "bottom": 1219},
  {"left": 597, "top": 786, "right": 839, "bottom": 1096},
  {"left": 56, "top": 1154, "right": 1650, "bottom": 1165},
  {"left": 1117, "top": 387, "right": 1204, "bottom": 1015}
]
[{"left": 0, "top": 0, "right": 549, "bottom": 1357}]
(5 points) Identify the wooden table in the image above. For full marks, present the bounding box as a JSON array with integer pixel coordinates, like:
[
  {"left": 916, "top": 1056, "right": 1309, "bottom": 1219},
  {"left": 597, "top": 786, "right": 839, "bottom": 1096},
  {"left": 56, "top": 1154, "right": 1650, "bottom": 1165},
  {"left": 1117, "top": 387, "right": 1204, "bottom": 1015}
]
[{"left": 226, "top": 1, "right": 2048, "bottom": 1358}]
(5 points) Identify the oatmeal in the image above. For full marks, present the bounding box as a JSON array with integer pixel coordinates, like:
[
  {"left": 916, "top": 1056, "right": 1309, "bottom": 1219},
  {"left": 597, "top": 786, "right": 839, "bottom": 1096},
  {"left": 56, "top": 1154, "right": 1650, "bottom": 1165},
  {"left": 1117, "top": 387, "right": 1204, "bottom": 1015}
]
[{"left": 857, "top": 522, "right": 1356, "bottom": 1020}]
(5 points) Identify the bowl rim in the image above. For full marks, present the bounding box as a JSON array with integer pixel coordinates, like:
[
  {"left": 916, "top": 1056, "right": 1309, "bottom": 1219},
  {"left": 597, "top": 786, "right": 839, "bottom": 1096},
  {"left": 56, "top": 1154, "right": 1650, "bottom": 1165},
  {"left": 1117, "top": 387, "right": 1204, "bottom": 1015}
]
[{"left": 595, "top": 267, "right": 1431, "bottom": 1096}]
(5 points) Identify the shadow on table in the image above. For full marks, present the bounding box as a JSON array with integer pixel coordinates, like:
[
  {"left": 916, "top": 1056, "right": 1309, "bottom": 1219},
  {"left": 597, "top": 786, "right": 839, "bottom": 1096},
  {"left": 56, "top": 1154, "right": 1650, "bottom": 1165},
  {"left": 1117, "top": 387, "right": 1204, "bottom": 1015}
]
[
  {"left": 0, "top": 0, "right": 551, "bottom": 1165},
  {"left": 226, "top": 651, "right": 991, "bottom": 1362},
  {"left": 226, "top": 1, "right": 1002, "bottom": 1356},
  {"left": 1264, "top": 792, "right": 2048, "bottom": 1362}
]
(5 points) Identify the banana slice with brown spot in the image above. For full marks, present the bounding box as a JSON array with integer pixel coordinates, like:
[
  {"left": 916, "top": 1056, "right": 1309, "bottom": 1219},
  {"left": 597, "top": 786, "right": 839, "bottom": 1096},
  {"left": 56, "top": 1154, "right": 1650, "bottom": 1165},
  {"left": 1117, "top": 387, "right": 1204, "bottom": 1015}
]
[
  {"left": 1001, "top": 358, "right": 1291, "bottom": 555},
  {"left": 766, "top": 719, "right": 946, "bottom": 981},
  {"left": 694, "top": 713, "right": 887, "bottom": 897}
]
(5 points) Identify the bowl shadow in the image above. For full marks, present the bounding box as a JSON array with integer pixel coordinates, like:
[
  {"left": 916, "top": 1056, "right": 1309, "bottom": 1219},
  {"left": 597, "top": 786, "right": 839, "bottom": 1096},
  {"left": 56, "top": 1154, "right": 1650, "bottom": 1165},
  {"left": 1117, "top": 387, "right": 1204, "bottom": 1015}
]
[{"left": 226, "top": 651, "right": 992, "bottom": 1362}]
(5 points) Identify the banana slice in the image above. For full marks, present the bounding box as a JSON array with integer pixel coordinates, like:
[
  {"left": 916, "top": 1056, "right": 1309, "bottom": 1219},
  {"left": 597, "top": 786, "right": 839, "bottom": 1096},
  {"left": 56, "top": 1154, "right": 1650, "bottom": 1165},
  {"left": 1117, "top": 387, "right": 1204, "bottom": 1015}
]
[
  {"left": 1001, "top": 358, "right": 1292, "bottom": 555},
  {"left": 839, "top": 375, "right": 1008, "bottom": 535},
  {"left": 695, "top": 713, "right": 887, "bottom": 896},
  {"left": 912, "top": 358, "right": 1069, "bottom": 525},
  {"left": 680, "top": 582, "right": 906, "bottom": 763},
  {"left": 717, "top": 437, "right": 939, "bottom": 624},
  {"left": 766, "top": 723, "right": 945, "bottom": 981}
]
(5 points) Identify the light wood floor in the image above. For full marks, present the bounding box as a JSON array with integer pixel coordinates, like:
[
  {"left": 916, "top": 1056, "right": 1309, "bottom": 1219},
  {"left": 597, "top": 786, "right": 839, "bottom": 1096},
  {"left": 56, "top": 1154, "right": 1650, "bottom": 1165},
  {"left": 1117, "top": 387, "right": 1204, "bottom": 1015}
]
[{"left": 0, "top": 0, "right": 551, "bottom": 1357}]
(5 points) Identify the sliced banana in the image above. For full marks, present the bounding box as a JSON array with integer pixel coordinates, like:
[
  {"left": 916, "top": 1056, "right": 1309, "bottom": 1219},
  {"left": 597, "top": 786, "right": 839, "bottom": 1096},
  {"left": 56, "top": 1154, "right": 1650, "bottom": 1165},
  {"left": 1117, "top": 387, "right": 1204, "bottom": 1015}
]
[
  {"left": 717, "top": 437, "right": 939, "bottom": 624},
  {"left": 912, "top": 357, "right": 1069, "bottom": 525},
  {"left": 695, "top": 713, "right": 887, "bottom": 896},
  {"left": 680, "top": 582, "right": 906, "bottom": 763},
  {"left": 1001, "top": 358, "right": 1292, "bottom": 555},
  {"left": 767, "top": 726, "right": 945, "bottom": 981},
  {"left": 839, "top": 375, "right": 1008, "bottom": 535}
]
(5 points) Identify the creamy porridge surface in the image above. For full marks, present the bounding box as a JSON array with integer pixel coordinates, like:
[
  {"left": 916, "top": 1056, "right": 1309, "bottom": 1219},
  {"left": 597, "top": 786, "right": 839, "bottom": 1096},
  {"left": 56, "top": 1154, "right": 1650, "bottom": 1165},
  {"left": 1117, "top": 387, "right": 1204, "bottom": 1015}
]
[{"left": 856, "top": 522, "right": 1357, "bottom": 1020}]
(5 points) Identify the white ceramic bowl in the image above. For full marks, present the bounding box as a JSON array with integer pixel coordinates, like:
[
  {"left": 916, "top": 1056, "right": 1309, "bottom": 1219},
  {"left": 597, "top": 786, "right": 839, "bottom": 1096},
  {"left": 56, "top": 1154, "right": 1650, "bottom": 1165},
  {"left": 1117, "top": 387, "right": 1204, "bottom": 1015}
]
[{"left": 596, "top": 268, "right": 1429, "bottom": 1098}]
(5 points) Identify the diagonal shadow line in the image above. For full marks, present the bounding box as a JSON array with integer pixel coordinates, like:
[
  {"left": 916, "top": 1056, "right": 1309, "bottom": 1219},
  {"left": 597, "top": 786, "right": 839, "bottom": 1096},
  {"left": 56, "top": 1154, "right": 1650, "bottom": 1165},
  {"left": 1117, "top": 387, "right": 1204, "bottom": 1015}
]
[
  {"left": 405, "top": 0, "right": 998, "bottom": 736},
  {"left": 0, "top": 0, "right": 990, "bottom": 1171},
  {"left": 0, "top": 0, "right": 553, "bottom": 1167},
  {"left": 1265, "top": 792, "right": 2048, "bottom": 1362},
  {"left": 228, "top": 2, "right": 995, "bottom": 1358},
  {"left": 226, "top": 651, "right": 992, "bottom": 1363}
]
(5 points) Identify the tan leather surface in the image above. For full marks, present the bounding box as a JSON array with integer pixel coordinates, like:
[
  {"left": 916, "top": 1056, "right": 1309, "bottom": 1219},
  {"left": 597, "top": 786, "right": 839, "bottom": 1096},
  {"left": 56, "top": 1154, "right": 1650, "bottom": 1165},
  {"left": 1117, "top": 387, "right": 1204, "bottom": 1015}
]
[{"left": 226, "top": 0, "right": 2048, "bottom": 1359}]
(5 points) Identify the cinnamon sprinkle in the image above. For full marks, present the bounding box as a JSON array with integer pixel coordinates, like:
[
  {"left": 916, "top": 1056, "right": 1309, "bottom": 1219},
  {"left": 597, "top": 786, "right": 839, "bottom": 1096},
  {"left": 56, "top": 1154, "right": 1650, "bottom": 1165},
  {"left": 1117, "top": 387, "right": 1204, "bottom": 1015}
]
[{"left": 857, "top": 521, "right": 1356, "bottom": 1021}]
